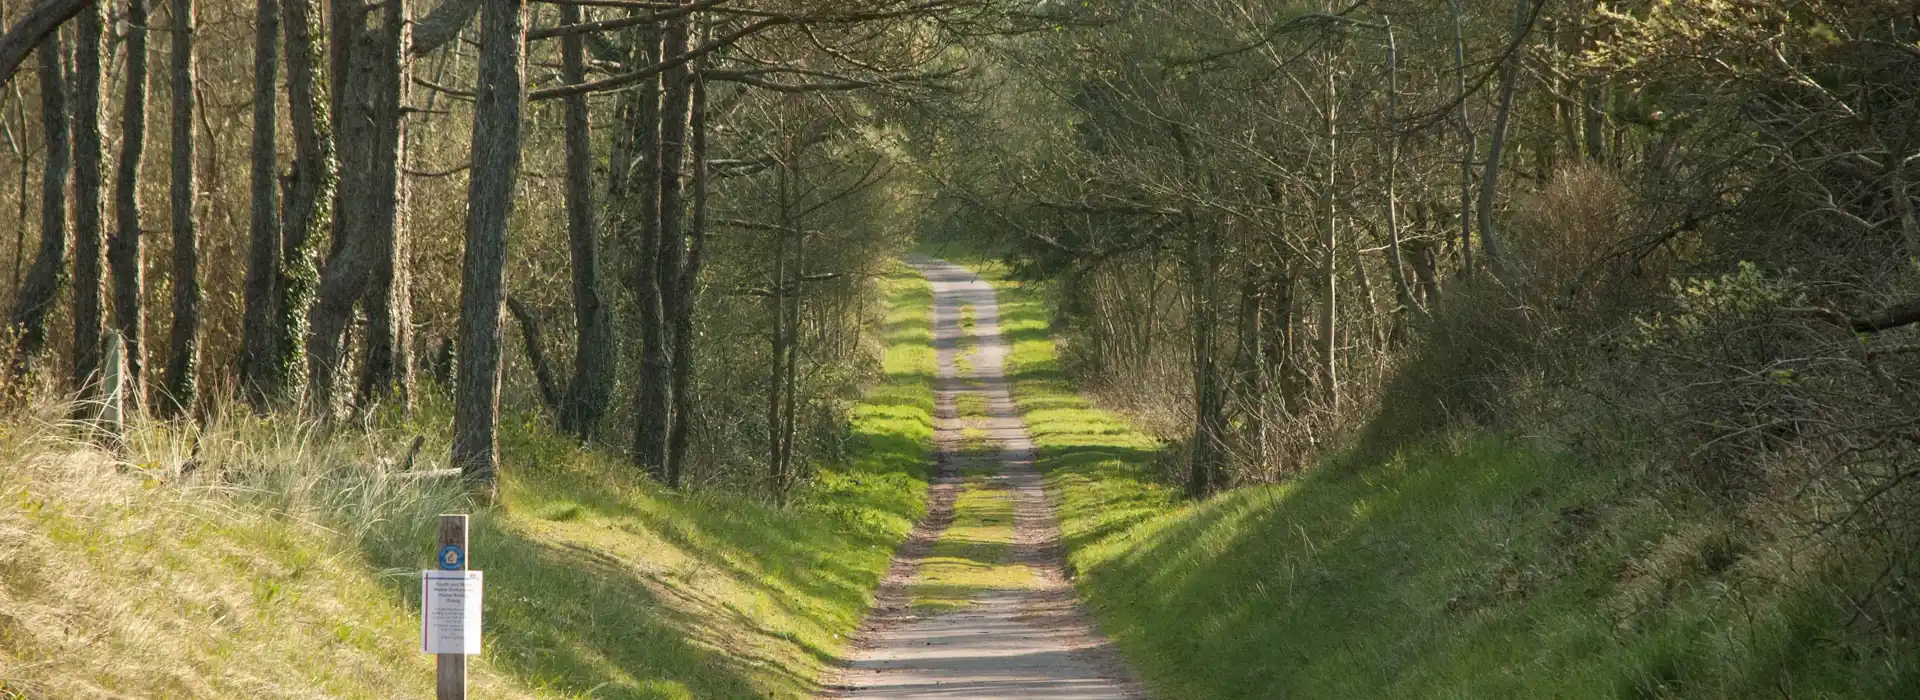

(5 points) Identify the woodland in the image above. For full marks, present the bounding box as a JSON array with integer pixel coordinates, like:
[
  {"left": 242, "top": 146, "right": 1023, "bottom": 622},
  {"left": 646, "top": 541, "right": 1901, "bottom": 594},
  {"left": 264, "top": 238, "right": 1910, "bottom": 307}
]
[{"left": 0, "top": 0, "right": 1918, "bottom": 695}]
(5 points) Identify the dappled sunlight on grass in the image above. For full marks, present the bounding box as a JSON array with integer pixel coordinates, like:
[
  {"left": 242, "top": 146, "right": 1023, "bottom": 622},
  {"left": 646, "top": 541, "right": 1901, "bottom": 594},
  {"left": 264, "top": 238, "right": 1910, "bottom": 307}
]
[
  {"left": 909, "top": 477, "right": 1034, "bottom": 613},
  {"left": 0, "top": 264, "right": 939, "bottom": 699}
]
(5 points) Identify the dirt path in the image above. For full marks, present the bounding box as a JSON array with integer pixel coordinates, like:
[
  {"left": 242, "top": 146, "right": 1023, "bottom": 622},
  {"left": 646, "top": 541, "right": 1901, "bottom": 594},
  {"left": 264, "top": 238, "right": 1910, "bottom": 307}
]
[{"left": 823, "top": 259, "right": 1144, "bottom": 699}]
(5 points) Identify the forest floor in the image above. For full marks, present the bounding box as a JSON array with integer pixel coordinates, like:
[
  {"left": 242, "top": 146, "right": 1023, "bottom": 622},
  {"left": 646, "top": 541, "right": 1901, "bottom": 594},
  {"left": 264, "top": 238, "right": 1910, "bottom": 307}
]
[{"left": 824, "top": 259, "right": 1142, "bottom": 699}]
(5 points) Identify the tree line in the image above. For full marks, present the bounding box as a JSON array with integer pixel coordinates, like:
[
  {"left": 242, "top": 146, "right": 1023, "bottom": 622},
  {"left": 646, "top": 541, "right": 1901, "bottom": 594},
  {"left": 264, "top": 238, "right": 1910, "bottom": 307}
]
[
  {"left": 910, "top": 0, "right": 1919, "bottom": 498},
  {"left": 0, "top": 0, "right": 1030, "bottom": 492}
]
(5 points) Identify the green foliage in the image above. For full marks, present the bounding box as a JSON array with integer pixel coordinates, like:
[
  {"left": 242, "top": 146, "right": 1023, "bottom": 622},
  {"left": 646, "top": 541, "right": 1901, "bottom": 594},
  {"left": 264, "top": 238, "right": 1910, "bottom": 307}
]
[{"left": 964, "top": 260, "right": 1920, "bottom": 700}]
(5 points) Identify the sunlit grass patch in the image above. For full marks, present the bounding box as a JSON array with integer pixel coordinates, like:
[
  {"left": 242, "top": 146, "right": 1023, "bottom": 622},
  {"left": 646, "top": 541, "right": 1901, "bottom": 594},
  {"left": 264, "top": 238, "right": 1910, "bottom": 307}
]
[
  {"left": 954, "top": 393, "right": 988, "bottom": 420},
  {"left": 0, "top": 262, "right": 940, "bottom": 699},
  {"left": 928, "top": 249, "right": 1920, "bottom": 699},
  {"left": 907, "top": 477, "right": 1033, "bottom": 613}
]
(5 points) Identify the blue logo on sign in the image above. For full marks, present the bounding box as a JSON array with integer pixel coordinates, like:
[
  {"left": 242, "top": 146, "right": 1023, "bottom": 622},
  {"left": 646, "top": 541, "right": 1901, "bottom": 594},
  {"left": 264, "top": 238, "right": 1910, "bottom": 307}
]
[{"left": 438, "top": 545, "right": 465, "bottom": 570}]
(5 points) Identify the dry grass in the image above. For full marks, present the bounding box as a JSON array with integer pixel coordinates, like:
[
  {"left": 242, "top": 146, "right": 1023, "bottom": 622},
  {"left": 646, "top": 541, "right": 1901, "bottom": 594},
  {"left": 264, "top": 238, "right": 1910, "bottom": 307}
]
[{"left": 0, "top": 264, "right": 942, "bottom": 699}]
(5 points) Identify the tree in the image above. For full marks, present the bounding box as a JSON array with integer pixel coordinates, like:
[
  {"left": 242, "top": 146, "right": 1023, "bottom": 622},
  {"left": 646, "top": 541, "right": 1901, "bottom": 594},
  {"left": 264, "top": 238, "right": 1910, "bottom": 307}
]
[
  {"left": 110, "top": 0, "right": 152, "bottom": 408},
  {"left": 71, "top": 0, "right": 105, "bottom": 399},
  {"left": 161, "top": 0, "right": 198, "bottom": 416},
  {"left": 555, "top": 0, "right": 612, "bottom": 438},
  {"left": 238, "top": 0, "right": 279, "bottom": 408},
  {"left": 309, "top": 0, "right": 410, "bottom": 414},
  {"left": 451, "top": 0, "right": 526, "bottom": 483},
  {"left": 0, "top": 0, "right": 96, "bottom": 85},
  {"left": 357, "top": 0, "right": 412, "bottom": 407},
  {"left": 8, "top": 34, "right": 68, "bottom": 376}
]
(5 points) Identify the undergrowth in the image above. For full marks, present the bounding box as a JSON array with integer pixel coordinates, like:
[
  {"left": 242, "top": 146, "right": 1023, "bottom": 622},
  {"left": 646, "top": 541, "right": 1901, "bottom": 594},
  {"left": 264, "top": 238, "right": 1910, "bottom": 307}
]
[
  {"left": 947, "top": 254, "right": 1920, "bottom": 699},
  {"left": 0, "top": 264, "right": 937, "bottom": 698}
]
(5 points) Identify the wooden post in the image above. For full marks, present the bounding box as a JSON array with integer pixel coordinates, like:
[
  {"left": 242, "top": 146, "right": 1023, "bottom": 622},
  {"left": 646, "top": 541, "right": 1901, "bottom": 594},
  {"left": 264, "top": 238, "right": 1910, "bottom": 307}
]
[{"left": 436, "top": 514, "right": 468, "bottom": 699}]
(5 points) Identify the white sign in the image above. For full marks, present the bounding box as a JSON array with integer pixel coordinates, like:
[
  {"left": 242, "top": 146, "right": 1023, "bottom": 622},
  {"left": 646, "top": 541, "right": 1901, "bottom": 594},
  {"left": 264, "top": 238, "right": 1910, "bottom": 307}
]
[{"left": 421, "top": 570, "right": 483, "bottom": 655}]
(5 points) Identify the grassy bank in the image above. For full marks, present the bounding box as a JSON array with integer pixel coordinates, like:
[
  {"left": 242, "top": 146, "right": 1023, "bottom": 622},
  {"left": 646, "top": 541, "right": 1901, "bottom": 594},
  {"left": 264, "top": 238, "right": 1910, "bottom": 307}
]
[
  {"left": 0, "top": 265, "right": 936, "bottom": 699},
  {"left": 946, "top": 255, "right": 1919, "bottom": 699}
]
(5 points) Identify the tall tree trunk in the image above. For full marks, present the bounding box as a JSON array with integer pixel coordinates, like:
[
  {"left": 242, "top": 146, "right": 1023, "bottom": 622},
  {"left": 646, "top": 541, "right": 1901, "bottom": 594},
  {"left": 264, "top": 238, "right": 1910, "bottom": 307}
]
[
  {"left": 357, "top": 0, "right": 411, "bottom": 407},
  {"left": 630, "top": 26, "right": 669, "bottom": 479},
  {"left": 238, "top": 0, "right": 279, "bottom": 409},
  {"left": 1186, "top": 222, "right": 1224, "bottom": 499},
  {"left": 71, "top": 0, "right": 106, "bottom": 399},
  {"left": 1449, "top": 0, "right": 1476, "bottom": 278},
  {"left": 451, "top": 0, "right": 526, "bottom": 483},
  {"left": 161, "top": 0, "right": 199, "bottom": 417},
  {"left": 110, "top": 0, "right": 151, "bottom": 411},
  {"left": 1476, "top": 0, "right": 1530, "bottom": 275},
  {"left": 274, "top": 0, "right": 334, "bottom": 410},
  {"left": 665, "top": 41, "right": 708, "bottom": 478},
  {"left": 780, "top": 224, "right": 803, "bottom": 496},
  {"left": 768, "top": 153, "right": 793, "bottom": 494},
  {"left": 555, "top": 0, "right": 610, "bottom": 437},
  {"left": 1381, "top": 16, "right": 1419, "bottom": 321},
  {"left": 654, "top": 6, "right": 693, "bottom": 486},
  {"left": 1317, "top": 49, "right": 1339, "bottom": 413},
  {"left": 307, "top": 0, "right": 372, "bottom": 414},
  {"left": 9, "top": 36, "right": 67, "bottom": 376}
]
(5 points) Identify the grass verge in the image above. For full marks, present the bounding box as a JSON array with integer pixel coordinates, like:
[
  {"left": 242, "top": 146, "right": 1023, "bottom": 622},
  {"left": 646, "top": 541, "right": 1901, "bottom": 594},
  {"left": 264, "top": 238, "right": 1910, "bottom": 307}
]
[
  {"left": 0, "top": 264, "right": 937, "bottom": 699},
  {"left": 940, "top": 251, "right": 1920, "bottom": 699},
  {"left": 907, "top": 476, "right": 1032, "bottom": 613}
]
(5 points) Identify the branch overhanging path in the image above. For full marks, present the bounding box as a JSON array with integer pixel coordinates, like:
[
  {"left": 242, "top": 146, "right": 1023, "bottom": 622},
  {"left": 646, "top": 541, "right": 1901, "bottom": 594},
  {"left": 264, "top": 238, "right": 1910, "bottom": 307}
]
[{"left": 825, "top": 258, "right": 1143, "bottom": 700}]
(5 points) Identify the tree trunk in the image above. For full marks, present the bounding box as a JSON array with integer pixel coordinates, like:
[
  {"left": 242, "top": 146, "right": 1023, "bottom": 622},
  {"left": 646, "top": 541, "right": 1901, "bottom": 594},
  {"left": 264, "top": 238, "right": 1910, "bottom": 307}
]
[
  {"left": 274, "top": 0, "right": 334, "bottom": 409},
  {"left": 1317, "top": 49, "right": 1339, "bottom": 413},
  {"left": 71, "top": 0, "right": 105, "bottom": 399},
  {"left": 161, "top": 0, "right": 199, "bottom": 417},
  {"left": 631, "top": 26, "right": 669, "bottom": 479},
  {"left": 1477, "top": 0, "right": 1530, "bottom": 275},
  {"left": 768, "top": 152, "right": 793, "bottom": 494},
  {"left": 506, "top": 294, "right": 559, "bottom": 413},
  {"left": 0, "top": 0, "right": 96, "bottom": 85},
  {"left": 238, "top": 0, "right": 279, "bottom": 409},
  {"left": 1382, "top": 16, "right": 1419, "bottom": 321},
  {"left": 654, "top": 6, "right": 693, "bottom": 486},
  {"left": 357, "top": 0, "right": 412, "bottom": 407},
  {"left": 110, "top": 0, "right": 151, "bottom": 411},
  {"left": 307, "top": 0, "right": 372, "bottom": 415},
  {"left": 665, "top": 41, "right": 708, "bottom": 479},
  {"left": 1449, "top": 0, "right": 1476, "bottom": 278},
  {"left": 556, "top": 0, "right": 610, "bottom": 437},
  {"left": 452, "top": 0, "right": 526, "bottom": 483},
  {"left": 1186, "top": 223, "right": 1224, "bottom": 499},
  {"left": 8, "top": 35, "right": 67, "bottom": 376},
  {"left": 308, "top": 0, "right": 395, "bottom": 416}
]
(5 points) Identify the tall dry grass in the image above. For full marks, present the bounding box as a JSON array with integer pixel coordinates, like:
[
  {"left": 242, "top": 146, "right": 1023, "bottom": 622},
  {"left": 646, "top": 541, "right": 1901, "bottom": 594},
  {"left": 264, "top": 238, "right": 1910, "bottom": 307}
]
[{"left": 0, "top": 395, "right": 474, "bottom": 696}]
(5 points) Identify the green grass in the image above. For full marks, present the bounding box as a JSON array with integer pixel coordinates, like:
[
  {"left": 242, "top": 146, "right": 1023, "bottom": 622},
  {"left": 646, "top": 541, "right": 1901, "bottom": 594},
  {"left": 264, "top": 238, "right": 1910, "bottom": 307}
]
[
  {"left": 908, "top": 476, "right": 1033, "bottom": 613},
  {"left": 933, "top": 251, "right": 1920, "bottom": 700},
  {"left": 0, "top": 264, "right": 939, "bottom": 699}
]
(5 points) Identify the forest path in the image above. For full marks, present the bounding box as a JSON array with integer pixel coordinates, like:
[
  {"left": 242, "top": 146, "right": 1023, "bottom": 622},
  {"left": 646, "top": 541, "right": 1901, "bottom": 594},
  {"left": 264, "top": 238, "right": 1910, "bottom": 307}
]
[{"left": 824, "top": 258, "right": 1144, "bottom": 699}]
